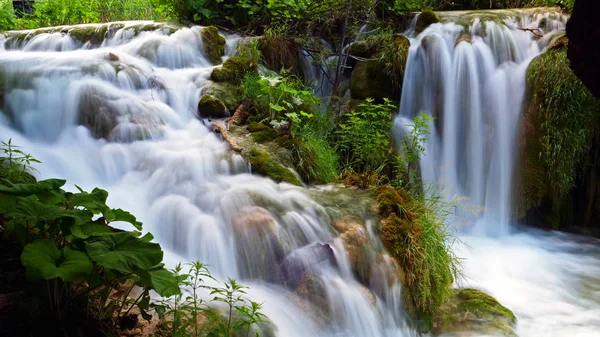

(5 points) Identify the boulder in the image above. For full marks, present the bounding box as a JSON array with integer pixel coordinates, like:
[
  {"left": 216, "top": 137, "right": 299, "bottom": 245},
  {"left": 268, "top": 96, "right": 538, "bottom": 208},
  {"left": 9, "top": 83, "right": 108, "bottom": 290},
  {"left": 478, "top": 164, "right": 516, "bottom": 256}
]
[
  {"left": 338, "top": 219, "right": 371, "bottom": 284},
  {"left": 280, "top": 243, "right": 336, "bottom": 288},
  {"left": 197, "top": 94, "right": 228, "bottom": 119},
  {"left": 245, "top": 147, "right": 302, "bottom": 186},
  {"left": 433, "top": 288, "right": 517, "bottom": 337},
  {"left": 210, "top": 56, "right": 257, "bottom": 84},
  {"left": 350, "top": 60, "right": 394, "bottom": 101},
  {"left": 201, "top": 81, "right": 243, "bottom": 111},
  {"left": 415, "top": 10, "right": 440, "bottom": 34},
  {"left": 200, "top": 26, "right": 226, "bottom": 65}
]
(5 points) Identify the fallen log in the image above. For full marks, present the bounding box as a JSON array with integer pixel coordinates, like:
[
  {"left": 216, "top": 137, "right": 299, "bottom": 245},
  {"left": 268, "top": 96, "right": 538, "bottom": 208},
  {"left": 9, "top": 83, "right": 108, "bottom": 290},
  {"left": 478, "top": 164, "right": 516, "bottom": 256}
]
[{"left": 210, "top": 121, "right": 242, "bottom": 152}]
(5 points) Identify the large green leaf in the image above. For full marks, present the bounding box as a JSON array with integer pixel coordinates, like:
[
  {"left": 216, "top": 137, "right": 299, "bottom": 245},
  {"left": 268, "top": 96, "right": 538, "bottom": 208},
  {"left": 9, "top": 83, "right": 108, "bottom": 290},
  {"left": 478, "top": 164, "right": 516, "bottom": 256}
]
[
  {"left": 105, "top": 208, "right": 142, "bottom": 230},
  {"left": 0, "top": 179, "right": 65, "bottom": 196},
  {"left": 70, "top": 222, "right": 117, "bottom": 239},
  {"left": 86, "top": 232, "right": 163, "bottom": 273},
  {"left": 136, "top": 267, "right": 181, "bottom": 297},
  {"left": 8, "top": 195, "right": 71, "bottom": 222},
  {"left": 70, "top": 187, "right": 109, "bottom": 214},
  {"left": 21, "top": 240, "right": 92, "bottom": 281}
]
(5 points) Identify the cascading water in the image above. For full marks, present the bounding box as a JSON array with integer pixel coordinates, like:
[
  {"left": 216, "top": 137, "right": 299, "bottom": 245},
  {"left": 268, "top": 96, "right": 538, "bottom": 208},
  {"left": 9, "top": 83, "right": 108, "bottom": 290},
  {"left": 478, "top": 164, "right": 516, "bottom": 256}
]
[
  {"left": 396, "top": 8, "right": 600, "bottom": 336},
  {"left": 0, "top": 22, "right": 410, "bottom": 337},
  {"left": 397, "top": 10, "right": 567, "bottom": 236}
]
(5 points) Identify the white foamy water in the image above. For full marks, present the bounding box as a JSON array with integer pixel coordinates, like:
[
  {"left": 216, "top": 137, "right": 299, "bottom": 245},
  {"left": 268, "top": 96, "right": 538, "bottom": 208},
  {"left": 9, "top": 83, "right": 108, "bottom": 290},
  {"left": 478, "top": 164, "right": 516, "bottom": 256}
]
[
  {"left": 0, "top": 22, "right": 410, "bottom": 337},
  {"left": 396, "top": 8, "right": 600, "bottom": 337}
]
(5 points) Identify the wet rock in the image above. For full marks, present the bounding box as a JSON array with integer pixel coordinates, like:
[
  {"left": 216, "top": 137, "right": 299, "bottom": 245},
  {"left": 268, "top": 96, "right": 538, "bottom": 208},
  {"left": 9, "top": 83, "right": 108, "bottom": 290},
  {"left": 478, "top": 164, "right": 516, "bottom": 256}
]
[
  {"left": 233, "top": 206, "right": 284, "bottom": 280},
  {"left": 334, "top": 216, "right": 371, "bottom": 284},
  {"left": 245, "top": 147, "right": 302, "bottom": 186},
  {"left": 280, "top": 243, "right": 336, "bottom": 288},
  {"left": 197, "top": 94, "right": 228, "bottom": 119},
  {"left": 210, "top": 56, "right": 257, "bottom": 84},
  {"left": 455, "top": 34, "right": 473, "bottom": 46},
  {"left": 433, "top": 288, "right": 517, "bottom": 337},
  {"left": 107, "top": 52, "right": 120, "bottom": 62},
  {"left": 200, "top": 26, "right": 226, "bottom": 65},
  {"left": 415, "top": 10, "right": 440, "bottom": 34},
  {"left": 201, "top": 81, "right": 243, "bottom": 111}
]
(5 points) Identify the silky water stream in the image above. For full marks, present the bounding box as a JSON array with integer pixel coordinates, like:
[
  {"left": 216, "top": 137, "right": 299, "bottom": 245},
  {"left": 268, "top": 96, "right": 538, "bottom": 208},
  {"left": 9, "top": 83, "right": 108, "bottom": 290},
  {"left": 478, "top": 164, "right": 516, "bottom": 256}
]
[{"left": 0, "top": 10, "right": 598, "bottom": 337}]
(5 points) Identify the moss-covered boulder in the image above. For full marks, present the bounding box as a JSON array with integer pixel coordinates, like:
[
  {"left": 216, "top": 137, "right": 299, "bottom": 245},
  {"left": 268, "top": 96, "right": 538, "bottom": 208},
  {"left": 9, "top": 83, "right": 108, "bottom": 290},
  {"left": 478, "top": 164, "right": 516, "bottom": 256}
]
[
  {"left": 247, "top": 122, "right": 279, "bottom": 143},
  {"left": 348, "top": 41, "right": 371, "bottom": 58},
  {"left": 415, "top": 10, "right": 440, "bottom": 34},
  {"left": 200, "top": 26, "right": 226, "bottom": 65},
  {"left": 197, "top": 95, "right": 228, "bottom": 119},
  {"left": 350, "top": 34, "right": 409, "bottom": 101},
  {"left": 376, "top": 186, "right": 456, "bottom": 327},
  {"left": 516, "top": 42, "right": 600, "bottom": 232},
  {"left": 350, "top": 61, "right": 394, "bottom": 101},
  {"left": 68, "top": 25, "right": 109, "bottom": 45},
  {"left": 201, "top": 81, "right": 243, "bottom": 111},
  {"left": 246, "top": 148, "right": 302, "bottom": 186},
  {"left": 210, "top": 56, "right": 258, "bottom": 84},
  {"left": 433, "top": 288, "right": 517, "bottom": 337}
]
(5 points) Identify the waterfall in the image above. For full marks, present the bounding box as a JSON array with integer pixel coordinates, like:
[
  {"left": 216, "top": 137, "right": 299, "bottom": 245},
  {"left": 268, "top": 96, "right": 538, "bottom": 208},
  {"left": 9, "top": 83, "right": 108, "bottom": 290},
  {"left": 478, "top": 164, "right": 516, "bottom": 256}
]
[
  {"left": 0, "top": 22, "right": 410, "bottom": 337},
  {"left": 396, "top": 10, "right": 568, "bottom": 236}
]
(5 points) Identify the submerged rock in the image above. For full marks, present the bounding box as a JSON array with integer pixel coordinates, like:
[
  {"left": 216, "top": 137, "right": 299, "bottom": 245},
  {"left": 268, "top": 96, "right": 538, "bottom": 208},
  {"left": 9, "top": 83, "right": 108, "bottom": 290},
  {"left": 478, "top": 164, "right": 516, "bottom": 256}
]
[
  {"left": 433, "top": 288, "right": 517, "bottom": 337},
  {"left": 333, "top": 216, "right": 372, "bottom": 284},
  {"left": 197, "top": 94, "right": 228, "bottom": 119},
  {"left": 455, "top": 34, "right": 473, "bottom": 46},
  {"left": 200, "top": 26, "right": 226, "bottom": 64},
  {"left": 280, "top": 243, "right": 336, "bottom": 288}
]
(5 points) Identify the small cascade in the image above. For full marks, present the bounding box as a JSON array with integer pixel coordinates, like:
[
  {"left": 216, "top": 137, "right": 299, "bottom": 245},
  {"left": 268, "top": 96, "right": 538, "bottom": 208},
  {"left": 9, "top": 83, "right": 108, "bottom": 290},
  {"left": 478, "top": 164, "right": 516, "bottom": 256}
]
[
  {"left": 396, "top": 9, "right": 568, "bottom": 236},
  {"left": 0, "top": 22, "right": 410, "bottom": 337}
]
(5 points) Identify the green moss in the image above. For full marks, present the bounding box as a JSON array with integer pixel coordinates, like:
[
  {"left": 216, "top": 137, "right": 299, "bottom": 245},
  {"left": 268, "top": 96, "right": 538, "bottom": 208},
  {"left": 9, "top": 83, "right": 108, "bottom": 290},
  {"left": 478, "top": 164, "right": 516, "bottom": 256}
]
[
  {"left": 197, "top": 95, "right": 228, "bottom": 119},
  {"left": 210, "top": 56, "right": 258, "bottom": 84},
  {"left": 415, "top": 10, "right": 440, "bottom": 34},
  {"left": 349, "top": 34, "right": 409, "bottom": 101},
  {"left": 350, "top": 61, "right": 394, "bottom": 101},
  {"left": 348, "top": 41, "right": 371, "bottom": 57},
  {"left": 517, "top": 44, "right": 600, "bottom": 227},
  {"left": 246, "top": 148, "right": 302, "bottom": 186},
  {"left": 68, "top": 26, "right": 108, "bottom": 45},
  {"left": 201, "top": 26, "right": 226, "bottom": 65},
  {"left": 251, "top": 129, "right": 279, "bottom": 143},
  {"left": 202, "top": 81, "right": 243, "bottom": 111},
  {"left": 433, "top": 288, "right": 517, "bottom": 337},
  {"left": 376, "top": 186, "right": 457, "bottom": 329}
]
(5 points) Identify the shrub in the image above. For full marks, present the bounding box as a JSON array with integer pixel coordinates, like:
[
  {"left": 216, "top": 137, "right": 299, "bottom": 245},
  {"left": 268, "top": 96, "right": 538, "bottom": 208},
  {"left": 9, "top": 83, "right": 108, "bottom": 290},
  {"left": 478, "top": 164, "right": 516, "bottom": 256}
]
[{"left": 336, "top": 98, "right": 396, "bottom": 174}]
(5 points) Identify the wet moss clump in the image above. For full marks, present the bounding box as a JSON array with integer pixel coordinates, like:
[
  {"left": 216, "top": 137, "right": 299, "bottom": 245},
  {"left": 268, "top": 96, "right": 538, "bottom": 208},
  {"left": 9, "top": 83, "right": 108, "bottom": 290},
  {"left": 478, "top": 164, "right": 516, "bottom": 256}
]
[
  {"left": 415, "top": 10, "right": 440, "bottom": 34},
  {"left": 201, "top": 26, "right": 226, "bottom": 64},
  {"left": 376, "top": 186, "right": 458, "bottom": 329},
  {"left": 516, "top": 41, "right": 600, "bottom": 229},
  {"left": 433, "top": 288, "right": 517, "bottom": 336},
  {"left": 210, "top": 56, "right": 258, "bottom": 84},
  {"left": 68, "top": 26, "right": 108, "bottom": 45},
  {"left": 197, "top": 95, "right": 228, "bottom": 119},
  {"left": 247, "top": 122, "right": 279, "bottom": 143},
  {"left": 246, "top": 148, "right": 302, "bottom": 186}
]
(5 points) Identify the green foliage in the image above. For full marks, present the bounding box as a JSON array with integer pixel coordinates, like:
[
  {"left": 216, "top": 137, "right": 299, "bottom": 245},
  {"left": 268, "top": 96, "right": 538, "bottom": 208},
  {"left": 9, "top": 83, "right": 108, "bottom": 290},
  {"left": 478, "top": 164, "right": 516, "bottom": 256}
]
[
  {"left": 526, "top": 49, "right": 600, "bottom": 207},
  {"left": 237, "top": 38, "right": 262, "bottom": 64},
  {"left": 0, "top": 138, "right": 39, "bottom": 184},
  {"left": 294, "top": 114, "right": 340, "bottom": 184},
  {"left": 4, "top": 0, "right": 174, "bottom": 30},
  {"left": 337, "top": 98, "right": 396, "bottom": 173},
  {"left": 394, "top": 112, "right": 433, "bottom": 187},
  {"left": 153, "top": 263, "right": 269, "bottom": 337},
  {"left": 377, "top": 185, "right": 460, "bottom": 329}
]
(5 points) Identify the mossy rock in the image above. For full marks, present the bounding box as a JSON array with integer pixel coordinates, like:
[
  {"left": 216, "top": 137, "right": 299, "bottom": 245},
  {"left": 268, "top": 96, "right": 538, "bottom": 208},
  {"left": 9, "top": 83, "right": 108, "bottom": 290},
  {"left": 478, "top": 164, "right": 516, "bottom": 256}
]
[
  {"left": 210, "top": 56, "right": 258, "bottom": 84},
  {"left": 259, "top": 35, "right": 302, "bottom": 76},
  {"left": 350, "top": 60, "right": 394, "bottom": 101},
  {"left": 247, "top": 122, "right": 279, "bottom": 143},
  {"left": 200, "top": 26, "right": 226, "bottom": 65},
  {"left": 516, "top": 45, "right": 600, "bottom": 230},
  {"left": 415, "top": 10, "right": 441, "bottom": 34},
  {"left": 455, "top": 34, "right": 473, "bottom": 46},
  {"left": 245, "top": 148, "right": 302, "bottom": 186},
  {"left": 348, "top": 41, "right": 371, "bottom": 58},
  {"left": 433, "top": 288, "right": 517, "bottom": 337},
  {"left": 202, "top": 81, "right": 243, "bottom": 111},
  {"left": 197, "top": 95, "right": 228, "bottom": 119},
  {"left": 547, "top": 34, "right": 568, "bottom": 51}
]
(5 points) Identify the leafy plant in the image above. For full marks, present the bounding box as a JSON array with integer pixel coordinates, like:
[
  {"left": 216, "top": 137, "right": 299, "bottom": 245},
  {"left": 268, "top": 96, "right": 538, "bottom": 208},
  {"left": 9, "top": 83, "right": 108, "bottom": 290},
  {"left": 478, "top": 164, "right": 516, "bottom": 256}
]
[
  {"left": 394, "top": 112, "right": 433, "bottom": 188},
  {"left": 0, "top": 138, "right": 40, "bottom": 183},
  {"left": 153, "top": 263, "right": 269, "bottom": 337},
  {"left": 337, "top": 98, "right": 396, "bottom": 174}
]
